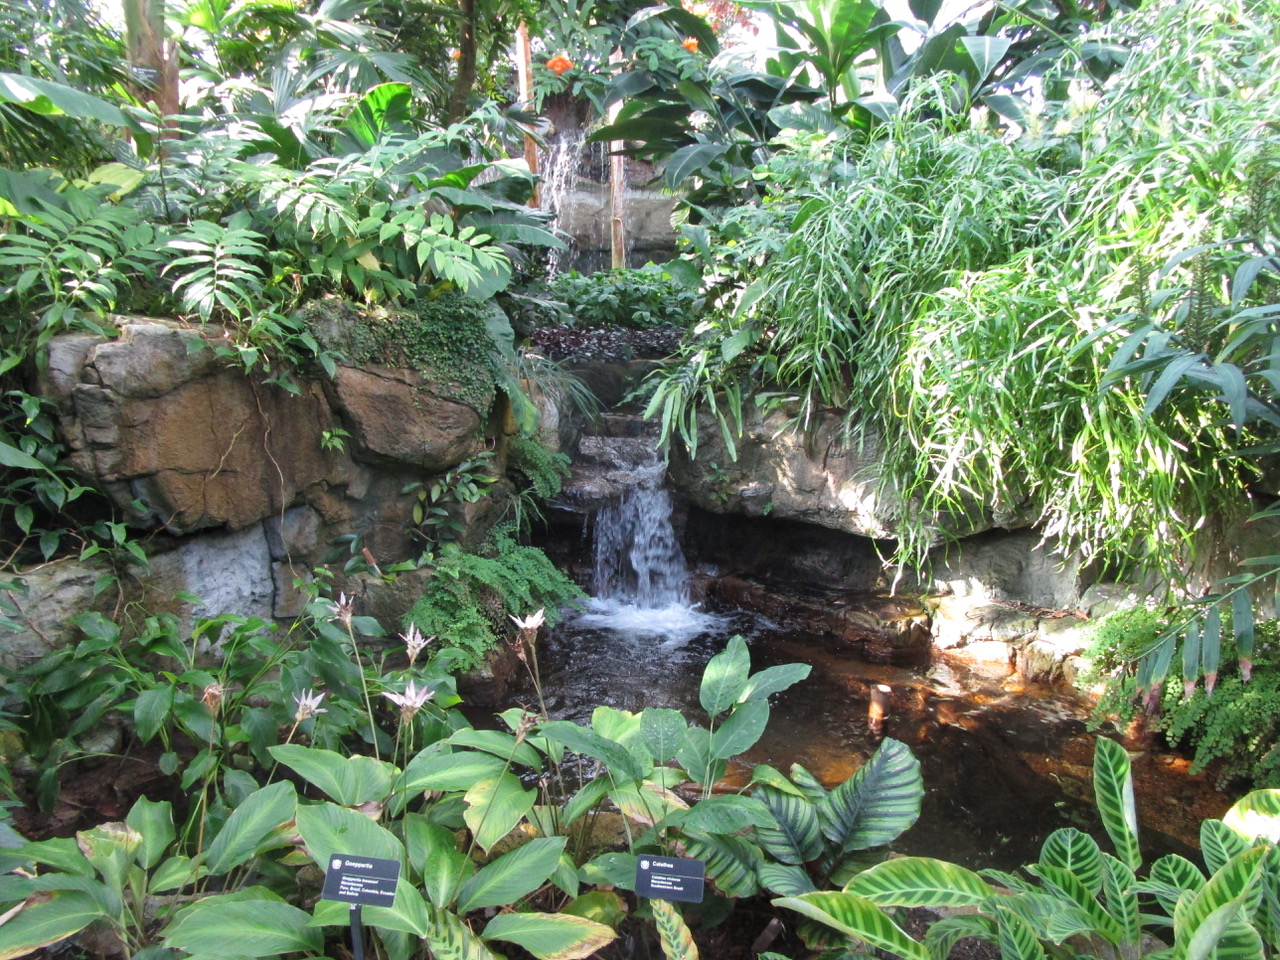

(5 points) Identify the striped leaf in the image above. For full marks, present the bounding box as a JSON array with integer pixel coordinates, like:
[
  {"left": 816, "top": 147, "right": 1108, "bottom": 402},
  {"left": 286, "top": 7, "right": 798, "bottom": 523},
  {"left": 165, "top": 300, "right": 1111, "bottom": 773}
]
[
  {"left": 1211, "top": 918, "right": 1265, "bottom": 960},
  {"left": 423, "top": 902, "right": 502, "bottom": 960},
  {"left": 1202, "top": 820, "right": 1251, "bottom": 875},
  {"left": 482, "top": 912, "right": 617, "bottom": 960},
  {"left": 980, "top": 868, "right": 1039, "bottom": 894},
  {"left": 1174, "top": 846, "right": 1268, "bottom": 960},
  {"left": 1044, "top": 906, "right": 1115, "bottom": 944},
  {"left": 1102, "top": 853, "right": 1141, "bottom": 945},
  {"left": 924, "top": 914, "right": 998, "bottom": 960},
  {"left": 757, "top": 862, "right": 818, "bottom": 896},
  {"left": 754, "top": 785, "right": 824, "bottom": 865},
  {"left": 1150, "top": 854, "right": 1208, "bottom": 911},
  {"left": 1040, "top": 828, "right": 1104, "bottom": 895},
  {"left": 772, "top": 892, "right": 930, "bottom": 960},
  {"left": 651, "top": 899, "right": 699, "bottom": 960},
  {"left": 818, "top": 738, "right": 922, "bottom": 853},
  {"left": 845, "top": 857, "right": 991, "bottom": 908},
  {"left": 994, "top": 904, "right": 1048, "bottom": 960},
  {"left": 1026, "top": 863, "right": 1124, "bottom": 942},
  {"left": 1223, "top": 790, "right": 1280, "bottom": 843},
  {"left": 684, "top": 832, "right": 761, "bottom": 898},
  {"left": 1093, "top": 737, "right": 1141, "bottom": 870}
]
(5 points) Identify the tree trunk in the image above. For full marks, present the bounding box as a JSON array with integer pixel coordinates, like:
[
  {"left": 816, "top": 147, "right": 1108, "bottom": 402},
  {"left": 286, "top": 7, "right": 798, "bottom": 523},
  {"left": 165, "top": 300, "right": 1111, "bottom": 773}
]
[
  {"left": 123, "top": 0, "right": 179, "bottom": 122},
  {"left": 445, "top": 0, "right": 477, "bottom": 124}
]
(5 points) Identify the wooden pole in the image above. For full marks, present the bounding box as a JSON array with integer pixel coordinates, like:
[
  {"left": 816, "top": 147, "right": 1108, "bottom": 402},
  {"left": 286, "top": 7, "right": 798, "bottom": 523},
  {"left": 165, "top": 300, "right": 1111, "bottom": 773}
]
[
  {"left": 515, "top": 22, "right": 540, "bottom": 208},
  {"left": 607, "top": 49, "right": 626, "bottom": 270}
]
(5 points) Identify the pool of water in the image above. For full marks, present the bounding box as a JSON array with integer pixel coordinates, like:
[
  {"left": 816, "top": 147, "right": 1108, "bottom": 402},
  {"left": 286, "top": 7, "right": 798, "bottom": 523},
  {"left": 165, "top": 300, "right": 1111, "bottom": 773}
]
[{"left": 532, "top": 601, "right": 1229, "bottom": 871}]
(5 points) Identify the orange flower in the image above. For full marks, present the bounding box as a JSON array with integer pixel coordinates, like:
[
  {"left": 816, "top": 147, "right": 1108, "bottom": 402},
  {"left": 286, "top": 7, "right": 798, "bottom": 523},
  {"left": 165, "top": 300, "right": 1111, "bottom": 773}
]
[
  {"left": 449, "top": 48, "right": 461, "bottom": 60},
  {"left": 546, "top": 54, "right": 575, "bottom": 76},
  {"left": 682, "top": 36, "right": 699, "bottom": 53}
]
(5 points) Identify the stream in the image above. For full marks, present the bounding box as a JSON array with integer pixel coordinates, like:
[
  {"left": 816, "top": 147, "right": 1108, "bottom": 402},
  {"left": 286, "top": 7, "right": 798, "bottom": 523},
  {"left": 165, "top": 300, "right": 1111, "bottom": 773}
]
[{"left": 533, "top": 434, "right": 1232, "bottom": 871}]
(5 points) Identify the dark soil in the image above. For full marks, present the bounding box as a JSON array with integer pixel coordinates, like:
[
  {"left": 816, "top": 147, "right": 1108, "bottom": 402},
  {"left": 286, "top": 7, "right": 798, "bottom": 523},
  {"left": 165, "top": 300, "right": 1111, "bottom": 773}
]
[{"left": 530, "top": 324, "right": 684, "bottom": 363}]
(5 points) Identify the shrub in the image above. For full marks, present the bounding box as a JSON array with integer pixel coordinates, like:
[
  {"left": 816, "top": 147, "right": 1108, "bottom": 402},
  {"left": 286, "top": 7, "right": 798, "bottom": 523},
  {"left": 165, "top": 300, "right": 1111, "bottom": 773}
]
[{"left": 547, "top": 264, "right": 700, "bottom": 330}]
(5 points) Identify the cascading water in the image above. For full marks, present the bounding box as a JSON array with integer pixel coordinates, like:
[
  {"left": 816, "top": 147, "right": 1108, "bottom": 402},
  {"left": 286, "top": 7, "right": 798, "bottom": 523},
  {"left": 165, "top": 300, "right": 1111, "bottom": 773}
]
[{"left": 539, "top": 133, "right": 586, "bottom": 276}]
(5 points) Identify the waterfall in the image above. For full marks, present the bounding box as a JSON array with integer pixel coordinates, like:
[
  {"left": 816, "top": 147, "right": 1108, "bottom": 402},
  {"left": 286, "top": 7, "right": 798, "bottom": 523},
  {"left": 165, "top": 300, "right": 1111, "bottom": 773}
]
[
  {"left": 540, "top": 133, "right": 586, "bottom": 276},
  {"left": 592, "top": 480, "right": 689, "bottom": 608}
]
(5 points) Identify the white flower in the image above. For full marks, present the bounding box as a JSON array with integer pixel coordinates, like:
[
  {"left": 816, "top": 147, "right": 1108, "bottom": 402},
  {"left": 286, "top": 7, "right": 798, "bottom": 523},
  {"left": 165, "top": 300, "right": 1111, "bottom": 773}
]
[
  {"left": 293, "top": 688, "right": 328, "bottom": 723},
  {"left": 509, "top": 609, "right": 546, "bottom": 632},
  {"left": 401, "top": 623, "right": 434, "bottom": 667},
  {"left": 382, "top": 681, "right": 434, "bottom": 723}
]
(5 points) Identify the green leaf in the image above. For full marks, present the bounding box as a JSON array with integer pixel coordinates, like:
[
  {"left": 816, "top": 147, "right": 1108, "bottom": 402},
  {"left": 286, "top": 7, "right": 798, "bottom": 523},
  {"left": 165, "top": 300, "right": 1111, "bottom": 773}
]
[
  {"left": 456, "top": 838, "right": 567, "bottom": 914},
  {"left": 665, "top": 142, "right": 732, "bottom": 188},
  {"left": 754, "top": 785, "right": 824, "bottom": 865},
  {"left": 403, "top": 749, "right": 506, "bottom": 793},
  {"left": 994, "top": 904, "right": 1047, "bottom": 960},
  {"left": 1026, "top": 863, "right": 1124, "bottom": 942},
  {"left": 684, "top": 832, "right": 761, "bottom": 898},
  {"left": 701, "top": 635, "right": 751, "bottom": 717},
  {"left": 959, "top": 36, "right": 1013, "bottom": 86},
  {"left": 1223, "top": 791, "right": 1280, "bottom": 842},
  {"left": 674, "top": 725, "right": 725, "bottom": 788},
  {"left": 538, "top": 721, "right": 646, "bottom": 782},
  {"left": 268, "top": 744, "right": 394, "bottom": 805},
  {"left": 681, "top": 795, "right": 776, "bottom": 834},
  {"left": 1040, "top": 828, "right": 1104, "bottom": 896},
  {"left": 205, "top": 782, "right": 296, "bottom": 876},
  {"left": 133, "top": 687, "right": 173, "bottom": 743},
  {"left": 1174, "top": 846, "right": 1267, "bottom": 960},
  {"left": 422, "top": 901, "right": 502, "bottom": 960},
  {"left": 711, "top": 698, "right": 770, "bottom": 760},
  {"left": 818, "top": 738, "right": 922, "bottom": 852},
  {"left": 926, "top": 915, "right": 999, "bottom": 960},
  {"left": 0, "top": 890, "right": 106, "bottom": 960},
  {"left": 164, "top": 898, "right": 322, "bottom": 957},
  {"left": 294, "top": 802, "right": 404, "bottom": 872},
  {"left": 845, "top": 857, "right": 992, "bottom": 907},
  {"left": 758, "top": 861, "right": 818, "bottom": 896},
  {"left": 463, "top": 774, "right": 536, "bottom": 853},
  {"left": 448, "top": 729, "right": 543, "bottom": 770},
  {"left": 651, "top": 899, "right": 699, "bottom": 960},
  {"left": 482, "top": 911, "right": 617, "bottom": 960},
  {"left": 740, "top": 663, "right": 812, "bottom": 702},
  {"left": 1093, "top": 737, "right": 1140, "bottom": 870},
  {"left": 126, "top": 796, "right": 175, "bottom": 870},
  {"left": 773, "top": 891, "right": 930, "bottom": 960},
  {"left": 640, "top": 708, "right": 688, "bottom": 764},
  {"left": 402, "top": 814, "right": 472, "bottom": 907},
  {"left": 1202, "top": 820, "right": 1250, "bottom": 875}
]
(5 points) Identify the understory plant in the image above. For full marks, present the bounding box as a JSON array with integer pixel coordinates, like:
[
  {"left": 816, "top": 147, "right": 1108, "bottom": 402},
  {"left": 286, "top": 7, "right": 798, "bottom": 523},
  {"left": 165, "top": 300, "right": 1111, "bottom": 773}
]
[
  {"left": 0, "top": 626, "right": 927, "bottom": 960},
  {"left": 777, "top": 736, "right": 1280, "bottom": 960}
]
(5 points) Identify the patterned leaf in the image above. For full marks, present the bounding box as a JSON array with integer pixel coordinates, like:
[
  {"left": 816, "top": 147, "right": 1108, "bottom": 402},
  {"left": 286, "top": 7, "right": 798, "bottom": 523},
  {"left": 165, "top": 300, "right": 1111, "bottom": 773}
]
[
  {"left": 925, "top": 914, "right": 998, "bottom": 960},
  {"left": 482, "top": 912, "right": 617, "bottom": 960},
  {"left": 818, "top": 738, "right": 922, "bottom": 853},
  {"left": 994, "top": 904, "right": 1048, "bottom": 960},
  {"left": 423, "top": 902, "right": 502, "bottom": 960},
  {"left": 1174, "top": 847, "right": 1267, "bottom": 960},
  {"left": 1093, "top": 737, "right": 1141, "bottom": 870},
  {"left": 773, "top": 892, "right": 930, "bottom": 960},
  {"left": 1040, "top": 828, "right": 1104, "bottom": 895},
  {"left": 846, "top": 857, "right": 992, "bottom": 907},
  {"left": 1223, "top": 791, "right": 1280, "bottom": 843},
  {"left": 684, "top": 832, "right": 761, "bottom": 898},
  {"left": 1150, "top": 854, "right": 1208, "bottom": 912},
  {"left": 754, "top": 785, "right": 824, "bottom": 865},
  {"left": 1102, "top": 853, "right": 1141, "bottom": 945},
  {"left": 652, "top": 899, "right": 699, "bottom": 960},
  {"left": 979, "top": 868, "right": 1039, "bottom": 894},
  {"left": 1211, "top": 918, "right": 1265, "bottom": 960},
  {"left": 758, "top": 861, "right": 818, "bottom": 896},
  {"left": 1027, "top": 863, "right": 1123, "bottom": 942},
  {"left": 1202, "top": 821, "right": 1251, "bottom": 876}
]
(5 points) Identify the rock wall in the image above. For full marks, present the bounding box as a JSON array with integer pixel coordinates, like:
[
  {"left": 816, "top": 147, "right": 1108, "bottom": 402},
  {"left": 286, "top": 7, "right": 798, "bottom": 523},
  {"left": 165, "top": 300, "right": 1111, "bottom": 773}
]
[{"left": 4, "top": 318, "right": 506, "bottom": 666}]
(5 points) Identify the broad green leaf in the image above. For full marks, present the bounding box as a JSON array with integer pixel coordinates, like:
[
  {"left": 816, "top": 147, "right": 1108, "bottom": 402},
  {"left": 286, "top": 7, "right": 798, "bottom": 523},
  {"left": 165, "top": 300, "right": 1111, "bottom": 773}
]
[
  {"left": 561, "top": 890, "right": 626, "bottom": 928},
  {"left": 76, "top": 822, "right": 140, "bottom": 895},
  {"left": 448, "top": 728, "right": 543, "bottom": 770},
  {"left": 591, "top": 706, "right": 646, "bottom": 758},
  {"left": 640, "top": 708, "right": 688, "bottom": 764},
  {"left": 134, "top": 687, "right": 174, "bottom": 743},
  {"left": 711, "top": 698, "right": 770, "bottom": 759},
  {"left": 456, "top": 838, "right": 567, "bottom": 914},
  {"left": 1026, "top": 863, "right": 1124, "bottom": 942},
  {"left": 1040, "top": 828, "right": 1104, "bottom": 896},
  {"left": 773, "top": 891, "right": 930, "bottom": 960},
  {"left": 463, "top": 774, "right": 536, "bottom": 853},
  {"left": 684, "top": 832, "right": 761, "bottom": 898},
  {"left": 403, "top": 814, "right": 473, "bottom": 907},
  {"left": 0, "top": 890, "right": 106, "bottom": 960},
  {"left": 403, "top": 749, "right": 506, "bottom": 793},
  {"left": 1223, "top": 791, "right": 1280, "bottom": 842},
  {"left": 578, "top": 852, "right": 637, "bottom": 890},
  {"left": 994, "top": 904, "right": 1047, "bottom": 960},
  {"left": 150, "top": 855, "right": 206, "bottom": 893},
  {"left": 740, "top": 663, "right": 812, "bottom": 702},
  {"left": 701, "top": 635, "right": 751, "bottom": 717},
  {"left": 126, "top": 796, "right": 175, "bottom": 869},
  {"left": 268, "top": 744, "right": 394, "bottom": 805},
  {"left": 294, "top": 801, "right": 404, "bottom": 872},
  {"left": 846, "top": 857, "right": 991, "bottom": 907},
  {"left": 651, "top": 899, "right": 699, "bottom": 960},
  {"left": 754, "top": 785, "right": 824, "bottom": 865},
  {"left": 164, "top": 898, "right": 322, "bottom": 957},
  {"left": 1101, "top": 853, "right": 1141, "bottom": 945},
  {"left": 681, "top": 795, "right": 776, "bottom": 834},
  {"left": 205, "top": 782, "right": 296, "bottom": 876},
  {"left": 926, "top": 915, "right": 999, "bottom": 960},
  {"left": 959, "top": 36, "right": 1013, "bottom": 85},
  {"left": 482, "top": 911, "right": 617, "bottom": 960},
  {"left": 538, "top": 721, "right": 646, "bottom": 782},
  {"left": 1174, "top": 846, "right": 1267, "bottom": 960},
  {"left": 609, "top": 781, "right": 687, "bottom": 827},
  {"left": 1093, "top": 737, "right": 1141, "bottom": 870},
  {"left": 818, "top": 738, "right": 922, "bottom": 852}
]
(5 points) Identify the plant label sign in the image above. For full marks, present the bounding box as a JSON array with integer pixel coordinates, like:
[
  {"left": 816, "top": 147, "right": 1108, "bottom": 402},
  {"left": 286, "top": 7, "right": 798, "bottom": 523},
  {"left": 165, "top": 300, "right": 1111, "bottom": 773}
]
[
  {"left": 635, "top": 856, "right": 705, "bottom": 903},
  {"left": 321, "top": 854, "right": 400, "bottom": 907}
]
